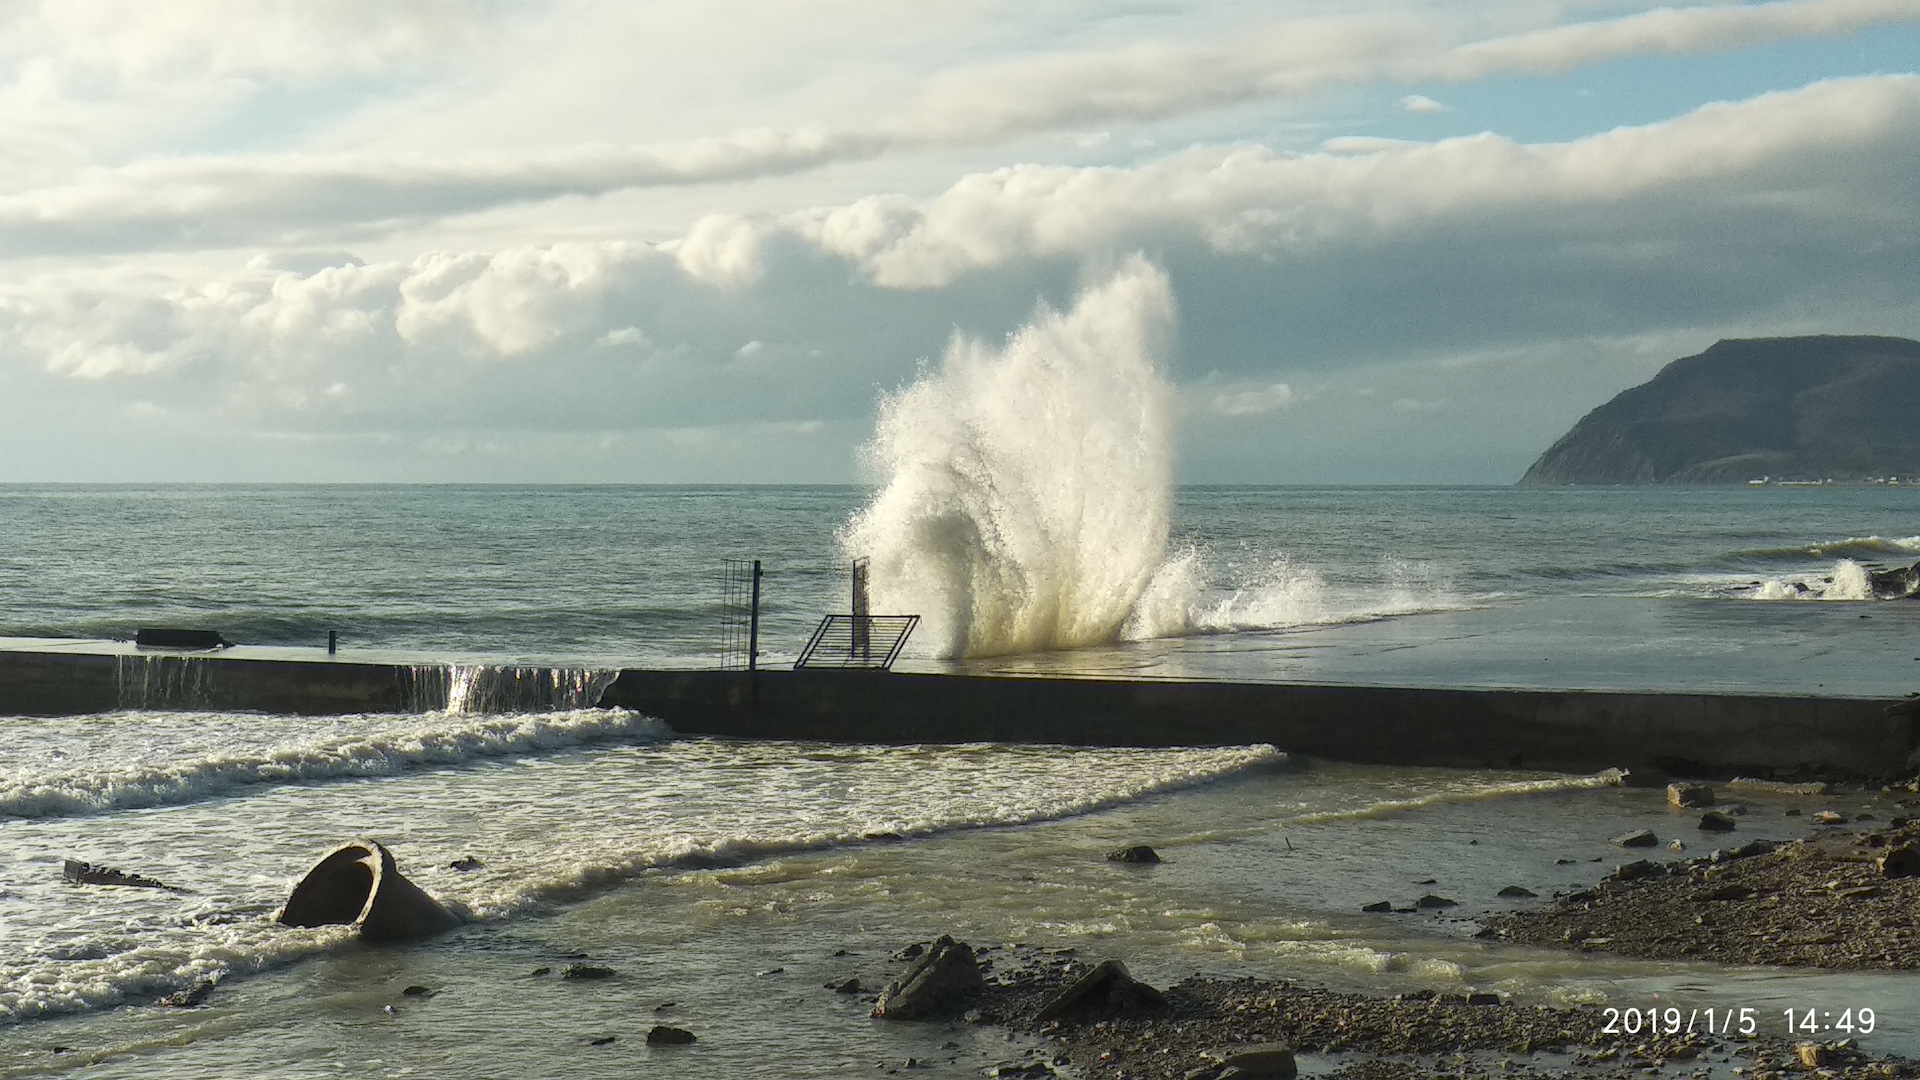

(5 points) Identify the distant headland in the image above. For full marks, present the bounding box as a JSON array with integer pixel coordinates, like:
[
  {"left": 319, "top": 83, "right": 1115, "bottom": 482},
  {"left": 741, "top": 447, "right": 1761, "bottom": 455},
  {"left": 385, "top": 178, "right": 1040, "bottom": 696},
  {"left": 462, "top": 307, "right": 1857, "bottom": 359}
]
[{"left": 1520, "top": 335, "right": 1920, "bottom": 486}]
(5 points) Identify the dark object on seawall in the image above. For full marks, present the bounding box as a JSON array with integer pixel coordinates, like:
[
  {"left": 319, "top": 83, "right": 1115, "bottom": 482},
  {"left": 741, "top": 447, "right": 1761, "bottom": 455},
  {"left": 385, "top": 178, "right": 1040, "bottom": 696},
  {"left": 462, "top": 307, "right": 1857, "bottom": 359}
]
[
  {"left": 275, "top": 839, "right": 463, "bottom": 943},
  {"left": 1519, "top": 335, "right": 1920, "bottom": 485},
  {"left": 134, "top": 628, "right": 231, "bottom": 649},
  {"left": 1106, "top": 845, "right": 1161, "bottom": 863},
  {"left": 63, "top": 858, "right": 189, "bottom": 893}
]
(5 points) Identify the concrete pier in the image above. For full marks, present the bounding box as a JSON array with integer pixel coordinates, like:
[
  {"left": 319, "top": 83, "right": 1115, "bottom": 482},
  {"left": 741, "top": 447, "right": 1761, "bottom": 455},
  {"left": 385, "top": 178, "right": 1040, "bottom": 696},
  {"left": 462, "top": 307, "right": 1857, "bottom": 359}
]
[
  {"left": 3, "top": 637, "right": 1914, "bottom": 782},
  {"left": 601, "top": 669, "right": 1919, "bottom": 782}
]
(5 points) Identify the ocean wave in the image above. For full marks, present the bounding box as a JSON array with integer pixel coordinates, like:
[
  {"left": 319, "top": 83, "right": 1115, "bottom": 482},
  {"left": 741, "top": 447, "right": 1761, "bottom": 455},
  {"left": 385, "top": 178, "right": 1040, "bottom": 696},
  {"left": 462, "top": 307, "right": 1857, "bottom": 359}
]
[
  {"left": 458, "top": 743, "right": 1288, "bottom": 917},
  {"left": 1123, "top": 549, "right": 1475, "bottom": 641},
  {"left": 0, "top": 709, "right": 673, "bottom": 820},
  {"left": 1277, "top": 770, "right": 1627, "bottom": 827},
  {"left": 1, "top": 742, "right": 1282, "bottom": 1025},
  {"left": 1746, "top": 558, "right": 1876, "bottom": 601},
  {"left": 1728, "top": 535, "right": 1920, "bottom": 562}
]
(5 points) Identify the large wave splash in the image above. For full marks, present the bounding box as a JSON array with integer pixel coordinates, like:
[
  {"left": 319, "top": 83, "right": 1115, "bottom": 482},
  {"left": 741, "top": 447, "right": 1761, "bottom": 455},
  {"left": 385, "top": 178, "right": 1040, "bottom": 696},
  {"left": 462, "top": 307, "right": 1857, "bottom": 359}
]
[{"left": 840, "top": 258, "right": 1178, "bottom": 658}]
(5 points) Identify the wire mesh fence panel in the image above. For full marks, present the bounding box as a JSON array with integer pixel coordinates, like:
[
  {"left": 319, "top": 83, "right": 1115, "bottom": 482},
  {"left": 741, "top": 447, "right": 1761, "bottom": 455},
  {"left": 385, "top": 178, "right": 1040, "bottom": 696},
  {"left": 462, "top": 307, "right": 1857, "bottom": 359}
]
[{"left": 720, "top": 559, "right": 758, "bottom": 670}]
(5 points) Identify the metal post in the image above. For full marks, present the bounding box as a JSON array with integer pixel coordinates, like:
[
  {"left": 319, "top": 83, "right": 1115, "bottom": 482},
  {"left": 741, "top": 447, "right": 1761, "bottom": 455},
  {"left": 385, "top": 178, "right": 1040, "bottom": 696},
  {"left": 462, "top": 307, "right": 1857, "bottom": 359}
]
[
  {"left": 327, "top": 630, "right": 337, "bottom": 655},
  {"left": 851, "top": 557, "right": 871, "bottom": 662},
  {"left": 747, "top": 560, "right": 762, "bottom": 673}
]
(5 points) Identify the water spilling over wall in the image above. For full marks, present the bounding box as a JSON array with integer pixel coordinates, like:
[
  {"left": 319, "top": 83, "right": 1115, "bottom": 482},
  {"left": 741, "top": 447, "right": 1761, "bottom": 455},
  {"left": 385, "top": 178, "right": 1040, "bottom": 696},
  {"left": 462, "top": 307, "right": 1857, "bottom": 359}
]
[
  {"left": 115, "top": 654, "right": 215, "bottom": 710},
  {"left": 102, "top": 654, "right": 613, "bottom": 715}
]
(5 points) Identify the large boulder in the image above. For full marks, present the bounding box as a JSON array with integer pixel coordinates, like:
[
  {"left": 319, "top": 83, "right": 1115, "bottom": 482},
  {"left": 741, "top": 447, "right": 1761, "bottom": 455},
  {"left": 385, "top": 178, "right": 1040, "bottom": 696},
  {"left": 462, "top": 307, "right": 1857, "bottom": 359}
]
[
  {"left": 872, "top": 936, "right": 985, "bottom": 1020},
  {"left": 1033, "top": 959, "right": 1166, "bottom": 1022}
]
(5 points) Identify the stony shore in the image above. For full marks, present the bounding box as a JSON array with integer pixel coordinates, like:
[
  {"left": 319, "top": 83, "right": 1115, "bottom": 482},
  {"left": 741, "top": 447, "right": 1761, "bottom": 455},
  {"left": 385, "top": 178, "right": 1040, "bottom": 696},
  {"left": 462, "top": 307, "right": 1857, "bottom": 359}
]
[
  {"left": 866, "top": 784, "right": 1920, "bottom": 1079},
  {"left": 1482, "top": 808, "right": 1920, "bottom": 968},
  {"left": 929, "top": 943, "right": 1920, "bottom": 1080}
]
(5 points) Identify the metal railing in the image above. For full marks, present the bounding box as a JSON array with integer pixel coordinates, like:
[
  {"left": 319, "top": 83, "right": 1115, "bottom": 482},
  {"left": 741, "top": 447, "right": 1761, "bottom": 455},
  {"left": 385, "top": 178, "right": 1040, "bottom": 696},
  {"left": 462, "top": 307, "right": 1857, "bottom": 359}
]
[{"left": 793, "top": 615, "right": 918, "bottom": 670}]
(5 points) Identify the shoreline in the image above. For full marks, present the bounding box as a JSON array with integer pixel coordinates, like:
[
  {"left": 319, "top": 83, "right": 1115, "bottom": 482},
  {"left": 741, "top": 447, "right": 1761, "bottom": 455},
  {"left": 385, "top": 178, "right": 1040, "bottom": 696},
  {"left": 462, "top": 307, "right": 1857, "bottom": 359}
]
[{"left": 901, "top": 942, "right": 1920, "bottom": 1080}]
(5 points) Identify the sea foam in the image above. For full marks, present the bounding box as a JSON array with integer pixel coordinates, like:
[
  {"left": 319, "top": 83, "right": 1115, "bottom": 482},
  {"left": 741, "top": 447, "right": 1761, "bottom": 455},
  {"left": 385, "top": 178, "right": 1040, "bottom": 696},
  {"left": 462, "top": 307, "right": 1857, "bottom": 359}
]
[{"left": 0, "top": 708, "right": 671, "bottom": 820}]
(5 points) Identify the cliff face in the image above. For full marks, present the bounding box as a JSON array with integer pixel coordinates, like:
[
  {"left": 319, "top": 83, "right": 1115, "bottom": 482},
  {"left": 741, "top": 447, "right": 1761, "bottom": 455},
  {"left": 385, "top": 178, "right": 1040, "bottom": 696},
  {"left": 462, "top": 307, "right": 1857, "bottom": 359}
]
[{"left": 1519, "top": 336, "right": 1920, "bottom": 485}]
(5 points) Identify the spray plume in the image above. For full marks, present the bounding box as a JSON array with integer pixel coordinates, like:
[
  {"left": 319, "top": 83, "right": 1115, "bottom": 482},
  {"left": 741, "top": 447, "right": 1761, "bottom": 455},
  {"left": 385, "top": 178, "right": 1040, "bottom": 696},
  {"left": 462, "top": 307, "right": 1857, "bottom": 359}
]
[{"left": 840, "top": 257, "right": 1176, "bottom": 658}]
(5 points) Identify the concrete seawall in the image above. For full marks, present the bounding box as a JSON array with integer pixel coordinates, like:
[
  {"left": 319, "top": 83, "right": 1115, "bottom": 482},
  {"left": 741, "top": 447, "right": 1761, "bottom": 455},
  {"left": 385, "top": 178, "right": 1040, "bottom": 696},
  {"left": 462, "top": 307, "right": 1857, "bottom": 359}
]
[
  {"left": 0, "top": 641, "right": 441, "bottom": 715},
  {"left": 4, "top": 639, "right": 1915, "bottom": 782},
  {"left": 602, "top": 669, "right": 1920, "bottom": 783}
]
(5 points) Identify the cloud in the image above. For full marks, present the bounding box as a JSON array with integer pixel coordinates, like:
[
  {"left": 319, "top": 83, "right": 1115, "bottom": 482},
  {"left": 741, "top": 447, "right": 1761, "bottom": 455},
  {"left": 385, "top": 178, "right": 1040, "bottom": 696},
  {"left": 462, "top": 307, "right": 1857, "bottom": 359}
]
[
  {"left": 1435, "top": 0, "right": 1920, "bottom": 80},
  {"left": 787, "top": 75, "right": 1920, "bottom": 288},
  {"left": 5, "top": 1, "right": 1916, "bottom": 258},
  {"left": 1399, "top": 94, "right": 1452, "bottom": 114},
  {"left": 4, "top": 74, "right": 1918, "bottom": 483},
  {"left": 1208, "top": 382, "right": 1297, "bottom": 416}
]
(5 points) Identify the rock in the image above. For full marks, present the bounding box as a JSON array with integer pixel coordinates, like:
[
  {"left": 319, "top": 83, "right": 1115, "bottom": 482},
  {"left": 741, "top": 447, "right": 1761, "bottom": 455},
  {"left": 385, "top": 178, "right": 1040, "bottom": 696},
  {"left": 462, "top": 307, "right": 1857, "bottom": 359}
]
[
  {"left": 1668, "top": 840, "right": 1686, "bottom": 853},
  {"left": 400, "top": 984, "right": 434, "bottom": 997},
  {"left": 645, "top": 1025, "right": 696, "bottom": 1045},
  {"left": 1415, "top": 894, "right": 1457, "bottom": 909},
  {"left": 156, "top": 980, "right": 214, "bottom": 1007},
  {"left": 588, "top": 1035, "right": 616, "bottom": 1046},
  {"left": 1611, "top": 829, "right": 1659, "bottom": 848},
  {"left": 1033, "top": 959, "right": 1167, "bottom": 1022},
  {"left": 562, "top": 964, "right": 616, "bottom": 980},
  {"left": 62, "top": 859, "right": 184, "bottom": 892},
  {"left": 1813, "top": 810, "right": 1849, "bottom": 825},
  {"left": 1612, "top": 859, "right": 1661, "bottom": 881},
  {"left": 1201, "top": 1043, "right": 1297, "bottom": 1078},
  {"left": 1667, "top": 783, "right": 1715, "bottom": 808},
  {"left": 1698, "top": 811, "right": 1738, "bottom": 832},
  {"left": 1878, "top": 844, "right": 1920, "bottom": 878},
  {"left": 1497, "top": 886, "right": 1536, "bottom": 898},
  {"left": 1729, "top": 778, "right": 1830, "bottom": 796},
  {"left": 1798, "top": 1042, "right": 1832, "bottom": 1068},
  {"left": 894, "top": 942, "right": 925, "bottom": 961},
  {"left": 1360, "top": 901, "right": 1393, "bottom": 913},
  {"left": 529, "top": 967, "right": 551, "bottom": 977},
  {"left": 1106, "top": 845, "right": 1161, "bottom": 863},
  {"left": 873, "top": 936, "right": 985, "bottom": 1020},
  {"left": 990, "top": 1065, "right": 1056, "bottom": 1079},
  {"left": 448, "top": 856, "right": 482, "bottom": 872},
  {"left": 1466, "top": 993, "right": 1502, "bottom": 1006},
  {"left": 832, "top": 977, "right": 863, "bottom": 994},
  {"left": 1620, "top": 767, "right": 1669, "bottom": 788}
]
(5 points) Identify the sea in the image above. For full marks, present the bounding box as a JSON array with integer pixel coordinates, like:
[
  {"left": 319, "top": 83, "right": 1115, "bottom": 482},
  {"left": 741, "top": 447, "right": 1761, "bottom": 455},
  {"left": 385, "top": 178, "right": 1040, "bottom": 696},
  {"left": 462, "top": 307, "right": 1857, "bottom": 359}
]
[{"left": 6, "top": 483, "right": 1920, "bottom": 1079}]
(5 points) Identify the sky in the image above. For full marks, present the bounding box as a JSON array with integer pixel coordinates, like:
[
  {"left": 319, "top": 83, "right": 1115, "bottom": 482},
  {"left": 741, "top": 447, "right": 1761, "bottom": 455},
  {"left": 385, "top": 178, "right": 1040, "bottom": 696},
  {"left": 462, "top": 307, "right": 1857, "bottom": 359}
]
[{"left": 0, "top": 0, "right": 1915, "bottom": 484}]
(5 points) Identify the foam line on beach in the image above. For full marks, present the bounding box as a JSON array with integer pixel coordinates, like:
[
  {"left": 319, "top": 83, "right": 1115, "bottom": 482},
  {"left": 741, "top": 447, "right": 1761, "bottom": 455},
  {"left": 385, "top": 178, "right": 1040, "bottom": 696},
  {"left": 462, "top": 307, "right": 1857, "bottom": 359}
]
[
  {"left": 0, "top": 709, "right": 673, "bottom": 821},
  {"left": 447, "top": 743, "right": 1287, "bottom": 917},
  {"left": 1277, "top": 770, "right": 1626, "bottom": 827}
]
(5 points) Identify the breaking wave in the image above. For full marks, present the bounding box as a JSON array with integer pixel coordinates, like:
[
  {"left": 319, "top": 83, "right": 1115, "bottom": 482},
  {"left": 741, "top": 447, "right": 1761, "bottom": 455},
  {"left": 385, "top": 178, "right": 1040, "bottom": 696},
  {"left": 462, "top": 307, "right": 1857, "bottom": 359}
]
[
  {"left": 1, "top": 741, "right": 1281, "bottom": 1024},
  {"left": 839, "top": 258, "right": 1462, "bottom": 659},
  {"left": 840, "top": 257, "right": 1177, "bottom": 658},
  {"left": 1748, "top": 558, "right": 1877, "bottom": 601},
  {"left": 0, "top": 709, "right": 672, "bottom": 820}
]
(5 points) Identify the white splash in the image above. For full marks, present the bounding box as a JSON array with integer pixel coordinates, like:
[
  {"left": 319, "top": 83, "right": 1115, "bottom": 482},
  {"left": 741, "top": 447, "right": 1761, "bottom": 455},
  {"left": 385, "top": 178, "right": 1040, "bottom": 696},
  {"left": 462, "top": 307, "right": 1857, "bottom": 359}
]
[
  {"left": 1750, "top": 558, "right": 1874, "bottom": 601},
  {"left": 840, "top": 257, "right": 1177, "bottom": 658}
]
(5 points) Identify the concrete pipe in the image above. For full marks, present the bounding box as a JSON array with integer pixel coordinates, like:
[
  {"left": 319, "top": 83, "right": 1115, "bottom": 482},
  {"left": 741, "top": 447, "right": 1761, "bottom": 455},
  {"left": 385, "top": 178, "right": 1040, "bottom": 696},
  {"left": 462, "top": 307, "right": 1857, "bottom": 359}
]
[{"left": 276, "top": 839, "right": 462, "bottom": 943}]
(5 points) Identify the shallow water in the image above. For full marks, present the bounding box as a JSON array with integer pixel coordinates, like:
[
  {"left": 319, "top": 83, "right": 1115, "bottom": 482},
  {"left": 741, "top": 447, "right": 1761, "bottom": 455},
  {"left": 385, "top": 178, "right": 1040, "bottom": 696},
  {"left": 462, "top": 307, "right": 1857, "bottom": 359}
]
[{"left": 6, "top": 717, "right": 1916, "bottom": 1077}]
